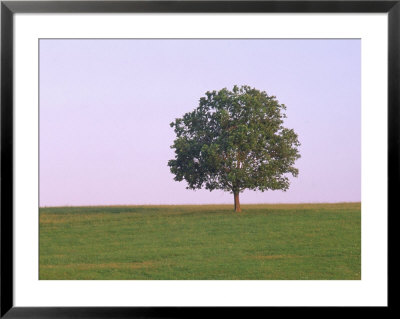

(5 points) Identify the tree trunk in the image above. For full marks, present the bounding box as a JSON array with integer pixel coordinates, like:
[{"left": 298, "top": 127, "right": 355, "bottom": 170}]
[{"left": 234, "top": 192, "right": 241, "bottom": 212}]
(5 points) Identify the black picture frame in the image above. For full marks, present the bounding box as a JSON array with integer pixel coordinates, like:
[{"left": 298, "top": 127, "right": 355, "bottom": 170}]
[{"left": 1, "top": 0, "right": 396, "bottom": 317}]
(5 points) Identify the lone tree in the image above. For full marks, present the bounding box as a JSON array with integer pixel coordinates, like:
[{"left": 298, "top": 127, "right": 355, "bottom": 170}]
[{"left": 168, "top": 85, "right": 300, "bottom": 212}]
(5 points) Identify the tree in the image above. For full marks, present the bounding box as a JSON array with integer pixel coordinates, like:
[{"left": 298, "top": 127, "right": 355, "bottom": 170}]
[{"left": 168, "top": 85, "right": 300, "bottom": 212}]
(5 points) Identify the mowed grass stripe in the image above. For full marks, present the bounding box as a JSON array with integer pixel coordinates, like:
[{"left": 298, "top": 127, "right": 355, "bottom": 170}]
[{"left": 39, "top": 203, "right": 361, "bottom": 280}]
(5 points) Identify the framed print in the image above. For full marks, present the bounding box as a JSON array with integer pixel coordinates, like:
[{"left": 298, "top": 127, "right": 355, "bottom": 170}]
[{"left": 1, "top": 0, "right": 396, "bottom": 317}]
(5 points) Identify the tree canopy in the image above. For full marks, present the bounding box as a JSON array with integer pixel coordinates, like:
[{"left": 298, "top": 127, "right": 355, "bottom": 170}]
[{"left": 168, "top": 85, "right": 301, "bottom": 212}]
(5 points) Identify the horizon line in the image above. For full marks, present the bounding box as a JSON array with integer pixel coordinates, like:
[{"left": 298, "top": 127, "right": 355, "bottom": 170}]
[{"left": 39, "top": 201, "right": 361, "bottom": 209}]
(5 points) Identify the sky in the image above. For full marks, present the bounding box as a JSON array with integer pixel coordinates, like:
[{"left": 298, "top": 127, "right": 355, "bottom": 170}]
[{"left": 39, "top": 39, "right": 361, "bottom": 206}]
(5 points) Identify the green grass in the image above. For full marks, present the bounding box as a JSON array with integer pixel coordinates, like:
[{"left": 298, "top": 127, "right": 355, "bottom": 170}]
[{"left": 39, "top": 203, "right": 361, "bottom": 280}]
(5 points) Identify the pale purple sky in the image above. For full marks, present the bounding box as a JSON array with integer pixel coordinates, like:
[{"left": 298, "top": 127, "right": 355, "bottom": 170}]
[{"left": 39, "top": 39, "right": 360, "bottom": 206}]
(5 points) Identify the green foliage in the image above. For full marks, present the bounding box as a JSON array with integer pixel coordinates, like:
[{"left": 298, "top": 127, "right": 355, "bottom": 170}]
[
  {"left": 39, "top": 203, "right": 361, "bottom": 280},
  {"left": 168, "top": 85, "right": 301, "bottom": 195}
]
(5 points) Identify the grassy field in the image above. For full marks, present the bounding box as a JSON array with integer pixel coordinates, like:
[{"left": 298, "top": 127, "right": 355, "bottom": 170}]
[{"left": 39, "top": 203, "right": 361, "bottom": 280}]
